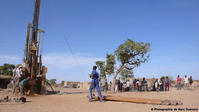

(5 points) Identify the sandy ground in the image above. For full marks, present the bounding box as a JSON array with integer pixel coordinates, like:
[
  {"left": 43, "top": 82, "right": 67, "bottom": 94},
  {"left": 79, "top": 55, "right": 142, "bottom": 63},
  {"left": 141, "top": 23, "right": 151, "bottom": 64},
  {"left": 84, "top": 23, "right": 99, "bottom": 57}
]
[{"left": 0, "top": 88, "right": 199, "bottom": 112}]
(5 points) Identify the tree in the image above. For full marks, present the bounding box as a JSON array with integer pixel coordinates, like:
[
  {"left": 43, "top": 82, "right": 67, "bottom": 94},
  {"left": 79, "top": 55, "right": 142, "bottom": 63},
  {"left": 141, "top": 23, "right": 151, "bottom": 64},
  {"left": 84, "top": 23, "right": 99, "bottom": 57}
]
[
  {"left": 61, "top": 80, "right": 65, "bottom": 86},
  {"left": 120, "top": 67, "right": 134, "bottom": 81},
  {"left": 95, "top": 61, "right": 106, "bottom": 78},
  {"left": 95, "top": 54, "right": 116, "bottom": 79},
  {"left": 48, "top": 79, "right": 57, "bottom": 85},
  {"left": 112, "top": 38, "right": 150, "bottom": 92},
  {"left": 95, "top": 39, "right": 150, "bottom": 92},
  {"left": 0, "top": 63, "right": 15, "bottom": 76},
  {"left": 105, "top": 54, "right": 116, "bottom": 75}
]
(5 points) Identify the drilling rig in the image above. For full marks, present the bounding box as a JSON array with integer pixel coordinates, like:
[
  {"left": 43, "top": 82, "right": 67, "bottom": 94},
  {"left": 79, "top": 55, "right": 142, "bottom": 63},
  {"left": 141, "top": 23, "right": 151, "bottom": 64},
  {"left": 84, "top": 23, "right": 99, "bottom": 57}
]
[{"left": 21, "top": 0, "right": 47, "bottom": 95}]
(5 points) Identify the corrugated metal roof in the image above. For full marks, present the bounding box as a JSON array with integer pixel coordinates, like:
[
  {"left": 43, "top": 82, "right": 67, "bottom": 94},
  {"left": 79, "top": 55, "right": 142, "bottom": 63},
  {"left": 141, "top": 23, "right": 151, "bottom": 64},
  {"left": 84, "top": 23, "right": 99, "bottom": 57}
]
[{"left": 0, "top": 75, "right": 11, "bottom": 79}]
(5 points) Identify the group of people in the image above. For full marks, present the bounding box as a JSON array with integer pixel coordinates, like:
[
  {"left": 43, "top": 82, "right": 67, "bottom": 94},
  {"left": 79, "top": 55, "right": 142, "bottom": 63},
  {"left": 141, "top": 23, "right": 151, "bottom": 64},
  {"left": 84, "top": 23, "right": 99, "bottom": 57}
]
[
  {"left": 12, "top": 65, "right": 30, "bottom": 96},
  {"left": 100, "top": 78, "right": 108, "bottom": 93},
  {"left": 133, "top": 78, "right": 148, "bottom": 91},
  {"left": 176, "top": 75, "right": 193, "bottom": 90},
  {"left": 88, "top": 65, "right": 195, "bottom": 102},
  {"left": 152, "top": 76, "right": 170, "bottom": 91},
  {"left": 115, "top": 78, "right": 131, "bottom": 92},
  {"left": 151, "top": 75, "right": 194, "bottom": 91}
]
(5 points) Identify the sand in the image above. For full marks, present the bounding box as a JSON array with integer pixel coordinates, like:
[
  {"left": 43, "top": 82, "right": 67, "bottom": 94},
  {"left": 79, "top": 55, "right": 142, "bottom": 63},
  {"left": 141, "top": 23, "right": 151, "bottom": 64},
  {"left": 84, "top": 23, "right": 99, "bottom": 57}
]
[{"left": 0, "top": 88, "right": 199, "bottom": 112}]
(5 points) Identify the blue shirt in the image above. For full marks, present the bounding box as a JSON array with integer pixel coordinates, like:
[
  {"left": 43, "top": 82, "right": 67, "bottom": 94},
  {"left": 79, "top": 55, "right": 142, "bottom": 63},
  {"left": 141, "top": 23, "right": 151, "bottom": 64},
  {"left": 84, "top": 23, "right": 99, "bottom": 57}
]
[
  {"left": 166, "top": 78, "right": 169, "bottom": 83},
  {"left": 91, "top": 70, "right": 99, "bottom": 80}
]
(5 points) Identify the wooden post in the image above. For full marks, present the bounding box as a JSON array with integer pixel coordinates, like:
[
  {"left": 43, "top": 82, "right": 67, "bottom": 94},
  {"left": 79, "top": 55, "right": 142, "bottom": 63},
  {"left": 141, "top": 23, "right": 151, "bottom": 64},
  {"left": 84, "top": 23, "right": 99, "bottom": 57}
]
[{"left": 91, "top": 95, "right": 182, "bottom": 105}]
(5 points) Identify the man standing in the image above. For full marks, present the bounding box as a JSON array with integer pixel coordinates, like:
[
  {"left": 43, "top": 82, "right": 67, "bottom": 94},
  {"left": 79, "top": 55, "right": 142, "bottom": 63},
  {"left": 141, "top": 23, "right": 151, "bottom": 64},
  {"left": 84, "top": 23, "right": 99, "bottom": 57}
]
[
  {"left": 89, "top": 66, "right": 103, "bottom": 102},
  {"left": 184, "top": 75, "right": 189, "bottom": 88},
  {"left": 12, "top": 68, "right": 16, "bottom": 94},
  {"left": 177, "top": 75, "right": 182, "bottom": 90},
  {"left": 126, "top": 80, "right": 130, "bottom": 91},
  {"left": 189, "top": 76, "right": 193, "bottom": 85},
  {"left": 12, "top": 65, "right": 22, "bottom": 94},
  {"left": 141, "top": 77, "right": 147, "bottom": 91}
]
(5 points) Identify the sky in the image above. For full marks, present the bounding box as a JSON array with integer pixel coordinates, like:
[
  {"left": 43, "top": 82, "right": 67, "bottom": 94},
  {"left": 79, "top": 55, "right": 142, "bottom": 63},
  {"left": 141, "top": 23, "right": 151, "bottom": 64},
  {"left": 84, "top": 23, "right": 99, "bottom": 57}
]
[{"left": 0, "top": 0, "right": 199, "bottom": 82}]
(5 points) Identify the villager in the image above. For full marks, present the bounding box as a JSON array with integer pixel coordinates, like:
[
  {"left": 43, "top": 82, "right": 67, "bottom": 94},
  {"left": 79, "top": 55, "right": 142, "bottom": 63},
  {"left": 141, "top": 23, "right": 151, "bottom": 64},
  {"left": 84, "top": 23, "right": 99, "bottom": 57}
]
[
  {"left": 189, "top": 76, "right": 193, "bottom": 85},
  {"left": 122, "top": 82, "right": 126, "bottom": 91},
  {"left": 136, "top": 80, "right": 141, "bottom": 91},
  {"left": 177, "top": 75, "right": 182, "bottom": 90},
  {"left": 117, "top": 78, "right": 122, "bottom": 92},
  {"left": 165, "top": 76, "right": 170, "bottom": 91},
  {"left": 104, "top": 79, "right": 108, "bottom": 93},
  {"left": 133, "top": 79, "right": 137, "bottom": 90},
  {"left": 184, "top": 75, "right": 189, "bottom": 88},
  {"left": 126, "top": 80, "right": 130, "bottom": 91},
  {"left": 109, "top": 81, "right": 112, "bottom": 91},
  {"left": 101, "top": 78, "right": 106, "bottom": 91},
  {"left": 154, "top": 79, "right": 159, "bottom": 91},
  {"left": 141, "top": 77, "right": 147, "bottom": 91},
  {"left": 115, "top": 79, "right": 118, "bottom": 93}
]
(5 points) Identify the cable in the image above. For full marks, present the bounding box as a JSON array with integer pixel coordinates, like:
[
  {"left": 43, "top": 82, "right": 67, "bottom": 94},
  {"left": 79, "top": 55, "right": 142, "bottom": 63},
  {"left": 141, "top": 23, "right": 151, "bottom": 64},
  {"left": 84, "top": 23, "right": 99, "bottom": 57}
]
[{"left": 62, "top": 34, "right": 86, "bottom": 77}]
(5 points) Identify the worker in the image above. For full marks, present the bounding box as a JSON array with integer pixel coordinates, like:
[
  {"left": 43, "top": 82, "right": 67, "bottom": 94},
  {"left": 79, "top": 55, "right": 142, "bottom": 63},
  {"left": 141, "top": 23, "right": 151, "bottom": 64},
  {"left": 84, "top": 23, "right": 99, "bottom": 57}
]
[
  {"left": 19, "top": 76, "right": 30, "bottom": 96},
  {"left": 12, "top": 68, "right": 16, "bottom": 94},
  {"left": 89, "top": 66, "right": 103, "bottom": 102},
  {"left": 12, "top": 66, "right": 22, "bottom": 94}
]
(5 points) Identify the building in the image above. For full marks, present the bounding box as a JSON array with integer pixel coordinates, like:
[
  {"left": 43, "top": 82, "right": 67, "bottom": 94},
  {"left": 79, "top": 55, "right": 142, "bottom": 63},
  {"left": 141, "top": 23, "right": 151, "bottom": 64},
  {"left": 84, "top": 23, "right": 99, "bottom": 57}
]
[
  {"left": 0, "top": 75, "right": 11, "bottom": 89},
  {"left": 63, "top": 81, "right": 81, "bottom": 88},
  {"left": 63, "top": 81, "right": 91, "bottom": 89}
]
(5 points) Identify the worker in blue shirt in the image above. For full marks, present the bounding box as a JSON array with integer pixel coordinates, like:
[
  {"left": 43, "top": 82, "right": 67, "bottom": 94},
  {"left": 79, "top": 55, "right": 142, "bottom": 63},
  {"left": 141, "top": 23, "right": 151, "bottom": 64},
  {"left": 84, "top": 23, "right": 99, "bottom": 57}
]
[{"left": 89, "top": 66, "right": 103, "bottom": 101}]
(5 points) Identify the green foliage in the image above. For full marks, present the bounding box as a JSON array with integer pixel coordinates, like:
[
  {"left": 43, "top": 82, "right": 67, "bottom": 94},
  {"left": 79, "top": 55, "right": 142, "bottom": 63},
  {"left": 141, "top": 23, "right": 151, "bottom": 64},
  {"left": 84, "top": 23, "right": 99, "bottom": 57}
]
[
  {"left": 120, "top": 67, "right": 133, "bottom": 81},
  {"left": 114, "top": 38, "right": 150, "bottom": 68},
  {"left": 95, "top": 54, "right": 116, "bottom": 78},
  {"left": 48, "top": 79, "right": 57, "bottom": 85},
  {"left": 0, "top": 63, "right": 15, "bottom": 76},
  {"left": 160, "top": 75, "right": 173, "bottom": 83},
  {"left": 170, "top": 80, "right": 176, "bottom": 85},
  {"left": 95, "top": 38, "right": 151, "bottom": 92},
  {"left": 160, "top": 76, "right": 166, "bottom": 82},
  {"left": 167, "top": 75, "right": 173, "bottom": 80},
  {"left": 105, "top": 54, "right": 115, "bottom": 75},
  {"left": 95, "top": 61, "right": 106, "bottom": 78},
  {"left": 61, "top": 80, "right": 65, "bottom": 86}
]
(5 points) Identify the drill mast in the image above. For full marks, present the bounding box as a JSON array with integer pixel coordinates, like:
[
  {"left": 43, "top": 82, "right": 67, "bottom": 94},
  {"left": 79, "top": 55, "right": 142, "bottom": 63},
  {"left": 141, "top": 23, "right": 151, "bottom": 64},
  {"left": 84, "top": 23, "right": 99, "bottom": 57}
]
[{"left": 23, "top": 0, "right": 47, "bottom": 94}]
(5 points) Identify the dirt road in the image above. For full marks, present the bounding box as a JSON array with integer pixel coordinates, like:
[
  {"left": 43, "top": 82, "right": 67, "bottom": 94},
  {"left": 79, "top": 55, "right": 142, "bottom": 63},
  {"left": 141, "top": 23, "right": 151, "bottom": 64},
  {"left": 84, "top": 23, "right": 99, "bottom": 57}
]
[{"left": 0, "top": 88, "right": 198, "bottom": 112}]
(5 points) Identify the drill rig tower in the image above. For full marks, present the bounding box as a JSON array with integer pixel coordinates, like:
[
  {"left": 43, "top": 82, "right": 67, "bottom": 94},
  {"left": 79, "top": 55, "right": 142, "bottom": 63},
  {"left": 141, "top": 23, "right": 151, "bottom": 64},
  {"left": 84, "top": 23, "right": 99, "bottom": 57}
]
[{"left": 23, "top": 0, "right": 47, "bottom": 95}]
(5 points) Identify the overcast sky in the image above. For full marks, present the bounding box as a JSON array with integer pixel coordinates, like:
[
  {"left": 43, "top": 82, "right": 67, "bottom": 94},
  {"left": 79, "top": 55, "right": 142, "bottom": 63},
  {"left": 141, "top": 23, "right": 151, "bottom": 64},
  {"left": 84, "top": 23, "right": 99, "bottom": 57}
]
[{"left": 0, "top": 0, "right": 199, "bottom": 82}]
